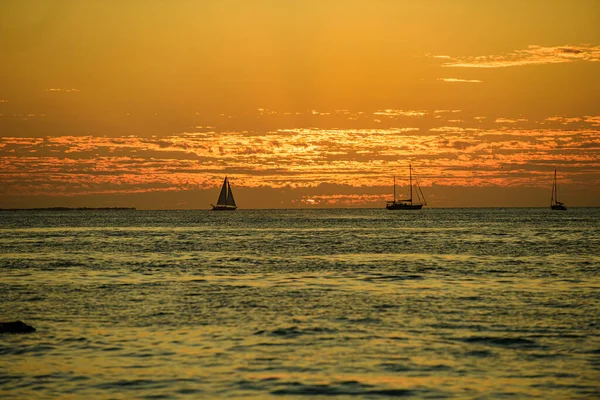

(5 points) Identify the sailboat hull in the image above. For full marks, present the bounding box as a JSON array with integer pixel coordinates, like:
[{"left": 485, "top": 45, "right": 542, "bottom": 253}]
[
  {"left": 386, "top": 202, "right": 423, "bottom": 210},
  {"left": 550, "top": 204, "right": 567, "bottom": 211},
  {"left": 211, "top": 205, "right": 237, "bottom": 211}
]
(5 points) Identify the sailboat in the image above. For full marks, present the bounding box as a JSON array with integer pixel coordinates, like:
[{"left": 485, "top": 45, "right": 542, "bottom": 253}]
[
  {"left": 386, "top": 164, "right": 427, "bottom": 210},
  {"left": 550, "top": 169, "right": 567, "bottom": 210},
  {"left": 211, "top": 176, "right": 237, "bottom": 211}
]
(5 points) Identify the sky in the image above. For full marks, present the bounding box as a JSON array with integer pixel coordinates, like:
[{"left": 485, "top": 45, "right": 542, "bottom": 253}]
[{"left": 1, "top": 0, "right": 599, "bottom": 208}]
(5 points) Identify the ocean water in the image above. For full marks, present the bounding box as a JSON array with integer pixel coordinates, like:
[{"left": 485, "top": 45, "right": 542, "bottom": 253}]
[{"left": 1, "top": 208, "right": 599, "bottom": 399}]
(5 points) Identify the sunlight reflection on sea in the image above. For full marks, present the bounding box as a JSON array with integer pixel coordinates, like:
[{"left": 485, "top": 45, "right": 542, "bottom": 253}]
[{"left": 1, "top": 208, "right": 599, "bottom": 398}]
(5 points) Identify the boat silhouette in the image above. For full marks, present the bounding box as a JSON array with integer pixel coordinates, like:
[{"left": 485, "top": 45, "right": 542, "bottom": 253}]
[
  {"left": 211, "top": 176, "right": 237, "bottom": 211},
  {"left": 386, "top": 164, "right": 427, "bottom": 210},
  {"left": 550, "top": 169, "right": 567, "bottom": 210}
]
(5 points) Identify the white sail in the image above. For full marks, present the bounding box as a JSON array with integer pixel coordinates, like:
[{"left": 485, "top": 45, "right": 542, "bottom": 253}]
[
  {"left": 226, "top": 180, "right": 236, "bottom": 207},
  {"left": 216, "top": 178, "right": 228, "bottom": 205}
]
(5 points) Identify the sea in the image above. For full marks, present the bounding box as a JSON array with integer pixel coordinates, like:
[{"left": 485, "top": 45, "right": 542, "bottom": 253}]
[{"left": 1, "top": 208, "right": 599, "bottom": 399}]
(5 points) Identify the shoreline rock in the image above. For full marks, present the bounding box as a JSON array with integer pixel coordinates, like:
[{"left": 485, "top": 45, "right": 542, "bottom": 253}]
[{"left": 0, "top": 321, "right": 36, "bottom": 334}]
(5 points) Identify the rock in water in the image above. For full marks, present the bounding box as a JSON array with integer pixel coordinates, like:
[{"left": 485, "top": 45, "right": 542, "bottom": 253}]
[{"left": 0, "top": 321, "right": 36, "bottom": 334}]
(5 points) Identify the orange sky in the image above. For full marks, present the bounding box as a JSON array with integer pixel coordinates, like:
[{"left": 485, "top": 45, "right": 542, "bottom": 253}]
[{"left": 1, "top": 1, "right": 599, "bottom": 208}]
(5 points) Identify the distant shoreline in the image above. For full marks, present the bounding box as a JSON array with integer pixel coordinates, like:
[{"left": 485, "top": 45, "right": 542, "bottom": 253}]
[{"left": 0, "top": 207, "right": 136, "bottom": 211}]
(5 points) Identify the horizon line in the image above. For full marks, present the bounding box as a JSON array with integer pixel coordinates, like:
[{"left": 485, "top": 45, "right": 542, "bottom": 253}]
[{"left": 2, "top": 206, "right": 598, "bottom": 211}]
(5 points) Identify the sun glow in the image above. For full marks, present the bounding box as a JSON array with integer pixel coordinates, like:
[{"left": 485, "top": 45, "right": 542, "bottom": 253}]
[{"left": 1, "top": 1, "right": 599, "bottom": 207}]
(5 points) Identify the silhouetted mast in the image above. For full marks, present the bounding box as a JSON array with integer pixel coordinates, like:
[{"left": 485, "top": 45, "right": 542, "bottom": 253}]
[{"left": 409, "top": 164, "right": 413, "bottom": 205}]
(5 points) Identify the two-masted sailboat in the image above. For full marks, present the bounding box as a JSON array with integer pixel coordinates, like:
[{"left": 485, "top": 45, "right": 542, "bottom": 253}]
[
  {"left": 212, "top": 176, "right": 237, "bottom": 211},
  {"left": 550, "top": 169, "right": 567, "bottom": 210},
  {"left": 386, "top": 164, "right": 427, "bottom": 210}
]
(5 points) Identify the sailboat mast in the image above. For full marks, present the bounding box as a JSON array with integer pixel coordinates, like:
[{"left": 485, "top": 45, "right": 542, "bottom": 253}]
[
  {"left": 393, "top": 176, "right": 396, "bottom": 202},
  {"left": 409, "top": 164, "right": 413, "bottom": 205},
  {"left": 554, "top": 170, "right": 558, "bottom": 203},
  {"left": 552, "top": 169, "right": 557, "bottom": 205}
]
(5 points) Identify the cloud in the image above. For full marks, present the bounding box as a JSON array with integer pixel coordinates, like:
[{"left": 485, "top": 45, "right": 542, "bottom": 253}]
[
  {"left": 438, "top": 78, "right": 483, "bottom": 83},
  {"left": 544, "top": 116, "right": 582, "bottom": 125},
  {"left": 584, "top": 116, "right": 600, "bottom": 126},
  {"left": 373, "top": 109, "right": 427, "bottom": 117},
  {"left": 1, "top": 116, "right": 599, "bottom": 198},
  {"left": 432, "top": 44, "right": 600, "bottom": 68},
  {"left": 297, "top": 193, "right": 388, "bottom": 206},
  {"left": 257, "top": 108, "right": 277, "bottom": 115},
  {"left": 429, "top": 126, "right": 468, "bottom": 133},
  {"left": 47, "top": 88, "right": 81, "bottom": 92},
  {"left": 495, "top": 118, "right": 528, "bottom": 124}
]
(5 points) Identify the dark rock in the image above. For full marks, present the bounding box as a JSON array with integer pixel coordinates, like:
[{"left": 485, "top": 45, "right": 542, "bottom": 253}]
[{"left": 0, "top": 321, "right": 36, "bottom": 334}]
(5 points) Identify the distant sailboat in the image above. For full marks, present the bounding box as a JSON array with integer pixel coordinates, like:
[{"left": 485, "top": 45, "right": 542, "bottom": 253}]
[
  {"left": 550, "top": 169, "right": 567, "bottom": 210},
  {"left": 211, "top": 177, "right": 237, "bottom": 211},
  {"left": 386, "top": 164, "right": 427, "bottom": 210}
]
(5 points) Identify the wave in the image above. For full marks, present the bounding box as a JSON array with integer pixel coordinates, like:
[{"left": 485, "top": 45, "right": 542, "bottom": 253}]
[
  {"left": 254, "top": 326, "right": 338, "bottom": 338},
  {"left": 269, "top": 380, "right": 417, "bottom": 397},
  {"left": 461, "top": 336, "right": 539, "bottom": 348}
]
